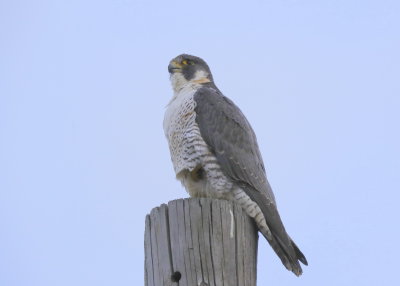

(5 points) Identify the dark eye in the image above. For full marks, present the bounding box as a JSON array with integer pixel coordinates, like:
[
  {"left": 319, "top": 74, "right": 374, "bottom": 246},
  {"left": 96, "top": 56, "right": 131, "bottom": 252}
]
[{"left": 182, "top": 60, "right": 194, "bottom": 65}]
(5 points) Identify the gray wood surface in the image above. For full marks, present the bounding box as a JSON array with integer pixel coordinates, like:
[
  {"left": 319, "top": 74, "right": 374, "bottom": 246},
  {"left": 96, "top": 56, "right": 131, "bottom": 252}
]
[{"left": 144, "top": 198, "right": 258, "bottom": 286}]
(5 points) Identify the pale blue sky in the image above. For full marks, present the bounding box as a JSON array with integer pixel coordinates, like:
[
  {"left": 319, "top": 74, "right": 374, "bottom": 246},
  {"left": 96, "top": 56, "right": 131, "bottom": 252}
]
[{"left": 0, "top": 0, "right": 399, "bottom": 285}]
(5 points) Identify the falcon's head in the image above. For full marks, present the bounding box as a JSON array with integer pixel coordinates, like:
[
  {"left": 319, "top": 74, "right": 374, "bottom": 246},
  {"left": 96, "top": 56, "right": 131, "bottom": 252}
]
[{"left": 168, "top": 54, "right": 214, "bottom": 93}]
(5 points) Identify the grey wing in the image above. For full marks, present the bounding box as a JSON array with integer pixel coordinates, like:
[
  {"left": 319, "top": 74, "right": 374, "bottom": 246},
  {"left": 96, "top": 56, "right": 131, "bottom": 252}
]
[
  {"left": 193, "top": 87, "right": 274, "bottom": 203},
  {"left": 193, "top": 87, "right": 307, "bottom": 275}
]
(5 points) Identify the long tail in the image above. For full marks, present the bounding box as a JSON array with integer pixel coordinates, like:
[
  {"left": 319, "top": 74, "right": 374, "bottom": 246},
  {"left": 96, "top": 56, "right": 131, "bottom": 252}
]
[
  {"left": 235, "top": 186, "right": 308, "bottom": 276},
  {"left": 262, "top": 230, "right": 308, "bottom": 276}
]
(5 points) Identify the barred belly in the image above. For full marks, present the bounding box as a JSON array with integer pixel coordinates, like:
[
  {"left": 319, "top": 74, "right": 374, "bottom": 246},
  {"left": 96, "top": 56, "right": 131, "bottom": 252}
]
[
  {"left": 164, "top": 85, "right": 233, "bottom": 199},
  {"left": 164, "top": 85, "right": 271, "bottom": 238},
  {"left": 177, "top": 126, "right": 234, "bottom": 199}
]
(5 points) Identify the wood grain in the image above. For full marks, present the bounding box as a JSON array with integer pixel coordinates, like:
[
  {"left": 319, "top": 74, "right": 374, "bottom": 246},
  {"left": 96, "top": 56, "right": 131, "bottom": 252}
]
[{"left": 144, "top": 198, "right": 258, "bottom": 286}]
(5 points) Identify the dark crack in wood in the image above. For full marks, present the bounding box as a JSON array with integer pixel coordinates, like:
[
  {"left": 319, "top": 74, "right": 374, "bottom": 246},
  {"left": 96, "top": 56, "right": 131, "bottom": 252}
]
[{"left": 144, "top": 198, "right": 257, "bottom": 286}]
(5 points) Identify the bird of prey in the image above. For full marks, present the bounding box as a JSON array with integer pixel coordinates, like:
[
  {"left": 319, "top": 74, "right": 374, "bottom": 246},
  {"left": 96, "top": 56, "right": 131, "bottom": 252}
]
[{"left": 163, "top": 54, "right": 308, "bottom": 276}]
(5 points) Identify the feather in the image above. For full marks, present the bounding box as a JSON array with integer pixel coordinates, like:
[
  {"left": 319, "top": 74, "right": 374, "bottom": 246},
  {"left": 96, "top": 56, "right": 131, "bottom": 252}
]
[{"left": 194, "top": 86, "right": 307, "bottom": 275}]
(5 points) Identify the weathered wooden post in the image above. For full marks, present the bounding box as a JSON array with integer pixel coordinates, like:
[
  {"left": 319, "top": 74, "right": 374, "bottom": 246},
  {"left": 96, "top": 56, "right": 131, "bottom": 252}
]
[{"left": 144, "top": 198, "right": 258, "bottom": 286}]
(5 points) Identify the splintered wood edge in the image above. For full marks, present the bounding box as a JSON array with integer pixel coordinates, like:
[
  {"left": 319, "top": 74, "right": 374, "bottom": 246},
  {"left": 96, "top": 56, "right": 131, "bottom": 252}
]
[{"left": 144, "top": 198, "right": 258, "bottom": 286}]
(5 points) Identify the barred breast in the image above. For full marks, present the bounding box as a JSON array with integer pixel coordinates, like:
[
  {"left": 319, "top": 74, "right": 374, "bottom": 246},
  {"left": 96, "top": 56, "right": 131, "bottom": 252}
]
[
  {"left": 163, "top": 87, "right": 200, "bottom": 176},
  {"left": 164, "top": 86, "right": 272, "bottom": 238},
  {"left": 164, "top": 87, "right": 233, "bottom": 198}
]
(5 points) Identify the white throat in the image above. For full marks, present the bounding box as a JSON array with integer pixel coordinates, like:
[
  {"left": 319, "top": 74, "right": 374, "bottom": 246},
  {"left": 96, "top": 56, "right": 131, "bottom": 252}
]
[{"left": 170, "top": 70, "right": 211, "bottom": 95}]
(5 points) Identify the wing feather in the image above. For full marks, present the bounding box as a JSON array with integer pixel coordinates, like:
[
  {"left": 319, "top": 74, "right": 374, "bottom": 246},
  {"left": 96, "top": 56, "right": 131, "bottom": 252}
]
[
  {"left": 193, "top": 87, "right": 275, "bottom": 202},
  {"left": 193, "top": 87, "right": 307, "bottom": 275}
]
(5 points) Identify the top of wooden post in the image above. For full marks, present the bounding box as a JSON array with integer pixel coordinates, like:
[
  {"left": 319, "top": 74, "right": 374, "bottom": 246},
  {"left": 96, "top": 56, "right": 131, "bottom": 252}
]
[{"left": 144, "top": 198, "right": 258, "bottom": 286}]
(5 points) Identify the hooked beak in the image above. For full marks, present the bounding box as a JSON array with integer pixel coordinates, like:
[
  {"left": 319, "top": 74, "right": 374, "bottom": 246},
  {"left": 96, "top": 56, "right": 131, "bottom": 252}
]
[{"left": 168, "top": 61, "right": 182, "bottom": 74}]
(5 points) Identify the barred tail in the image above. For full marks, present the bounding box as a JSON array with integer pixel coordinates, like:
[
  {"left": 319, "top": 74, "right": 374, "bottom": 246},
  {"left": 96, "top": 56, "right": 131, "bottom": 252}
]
[
  {"left": 262, "top": 231, "right": 307, "bottom": 276},
  {"left": 233, "top": 187, "right": 308, "bottom": 276}
]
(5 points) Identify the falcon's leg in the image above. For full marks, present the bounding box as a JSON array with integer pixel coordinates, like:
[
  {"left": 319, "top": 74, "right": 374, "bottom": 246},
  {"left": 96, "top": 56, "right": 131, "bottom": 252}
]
[
  {"left": 178, "top": 161, "right": 233, "bottom": 200},
  {"left": 177, "top": 166, "right": 209, "bottom": 198},
  {"left": 231, "top": 188, "right": 272, "bottom": 239}
]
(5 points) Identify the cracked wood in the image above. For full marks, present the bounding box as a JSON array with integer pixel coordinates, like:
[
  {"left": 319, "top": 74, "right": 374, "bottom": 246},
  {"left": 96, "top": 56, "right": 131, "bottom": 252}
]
[{"left": 144, "top": 198, "right": 258, "bottom": 286}]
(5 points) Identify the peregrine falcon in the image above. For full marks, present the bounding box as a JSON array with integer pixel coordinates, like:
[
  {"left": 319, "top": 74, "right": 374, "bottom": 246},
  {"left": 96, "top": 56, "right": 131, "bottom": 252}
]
[{"left": 163, "top": 54, "right": 308, "bottom": 276}]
